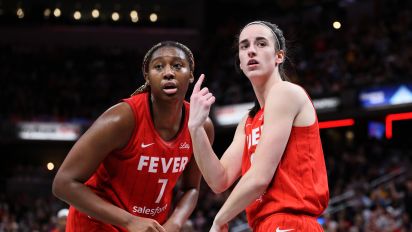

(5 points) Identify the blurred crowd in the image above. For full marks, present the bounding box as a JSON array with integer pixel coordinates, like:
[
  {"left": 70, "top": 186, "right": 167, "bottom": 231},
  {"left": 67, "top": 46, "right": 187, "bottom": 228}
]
[
  {"left": 0, "top": 165, "right": 67, "bottom": 231},
  {"left": 1, "top": 0, "right": 412, "bottom": 231},
  {"left": 1, "top": 2, "right": 411, "bottom": 122},
  {"left": 204, "top": 0, "right": 412, "bottom": 105},
  {"left": 0, "top": 46, "right": 139, "bottom": 123}
]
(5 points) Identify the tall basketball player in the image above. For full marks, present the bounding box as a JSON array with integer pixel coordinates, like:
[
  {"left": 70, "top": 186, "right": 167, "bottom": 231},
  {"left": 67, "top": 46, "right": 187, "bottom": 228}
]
[
  {"left": 53, "top": 41, "right": 214, "bottom": 232},
  {"left": 188, "top": 21, "right": 329, "bottom": 232}
]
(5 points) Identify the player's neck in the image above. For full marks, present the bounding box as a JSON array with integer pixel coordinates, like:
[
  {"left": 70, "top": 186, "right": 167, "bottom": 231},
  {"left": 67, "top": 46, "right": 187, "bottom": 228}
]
[
  {"left": 149, "top": 97, "right": 185, "bottom": 141},
  {"left": 252, "top": 73, "right": 282, "bottom": 107}
]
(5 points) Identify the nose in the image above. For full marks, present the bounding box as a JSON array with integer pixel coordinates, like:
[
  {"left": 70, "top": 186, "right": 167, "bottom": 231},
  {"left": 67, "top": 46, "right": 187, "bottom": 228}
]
[
  {"left": 163, "top": 65, "right": 175, "bottom": 80},
  {"left": 247, "top": 45, "right": 256, "bottom": 58}
]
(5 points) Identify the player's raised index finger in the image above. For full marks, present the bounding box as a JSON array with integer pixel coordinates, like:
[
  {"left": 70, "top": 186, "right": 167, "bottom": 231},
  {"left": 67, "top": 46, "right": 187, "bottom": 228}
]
[{"left": 193, "top": 74, "right": 205, "bottom": 93}]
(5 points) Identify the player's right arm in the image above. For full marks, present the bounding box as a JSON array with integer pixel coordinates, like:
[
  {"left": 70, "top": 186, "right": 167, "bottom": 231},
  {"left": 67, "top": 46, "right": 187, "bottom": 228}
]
[
  {"left": 52, "top": 102, "right": 165, "bottom": 232},
  {"left": 189, "top": 75, "right": 245, "bottom": 193}
]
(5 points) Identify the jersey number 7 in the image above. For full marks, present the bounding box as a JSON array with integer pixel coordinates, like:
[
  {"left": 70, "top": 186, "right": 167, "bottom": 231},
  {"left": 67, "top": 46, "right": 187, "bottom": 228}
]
[{"left": 155, "top": 179, "right": 168, "bottom": 203}]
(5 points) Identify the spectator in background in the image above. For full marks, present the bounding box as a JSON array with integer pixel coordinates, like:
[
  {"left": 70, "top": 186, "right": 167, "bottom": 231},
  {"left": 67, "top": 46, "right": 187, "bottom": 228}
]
[{"left": 51, "top": 208, "right": 68, "bottom": 232}]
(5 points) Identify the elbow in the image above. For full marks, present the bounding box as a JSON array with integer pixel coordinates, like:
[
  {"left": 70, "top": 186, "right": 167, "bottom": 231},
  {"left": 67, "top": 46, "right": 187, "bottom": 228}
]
[
  {"left": 202, "top": 167, "right": 232, "bottom": 194},
  {"left": 210, "top": 186, "right": 225, "bottom": 194},
  {"left": 52, "top": 174, "right": 69, "bottom": 200},
  {"left": 209, "top": 181, "right": 230, "bottom": 194},
  {"left": 252, "top": 177, "right": 271, "bottom": 194},
  {"left": 209, "top": 171, "right": 234, "bottom": 194}
]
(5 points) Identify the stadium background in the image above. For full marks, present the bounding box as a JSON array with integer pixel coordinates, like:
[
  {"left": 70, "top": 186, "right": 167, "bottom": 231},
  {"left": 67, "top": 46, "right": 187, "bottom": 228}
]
[{"left": 1, "top": 0, "right": 412, "bottom": 231}]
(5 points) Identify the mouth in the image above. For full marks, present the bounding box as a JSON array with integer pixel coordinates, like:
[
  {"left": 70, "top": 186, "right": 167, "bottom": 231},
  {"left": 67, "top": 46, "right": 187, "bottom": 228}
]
[
  {"left": 247, "top": 59, "right": 259, "bottom": 66},
  {"left": 162, "top": 82, "right": 178, "bottom": 95}
]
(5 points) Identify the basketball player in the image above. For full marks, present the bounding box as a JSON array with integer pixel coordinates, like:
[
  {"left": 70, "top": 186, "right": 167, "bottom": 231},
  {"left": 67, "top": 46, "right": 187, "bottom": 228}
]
[
  {"left": 53, "top": 41, "right": 214, "bottom": 232},
  {"left": 188, "top": 21, "right": 329, "bottom": 231}
]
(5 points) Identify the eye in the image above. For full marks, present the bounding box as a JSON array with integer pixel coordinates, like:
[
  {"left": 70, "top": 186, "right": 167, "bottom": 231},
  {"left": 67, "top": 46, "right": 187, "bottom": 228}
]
[
  {"left": 173, "top": 63, "right": 183, "bottom": 70},
  {"left": 154, "top": 64, "right": 163, "bottom": 71},
  {"left": 239, "top": 43, "right": 248, "bottom": 50},
  {"left": 257, "top": 41, "right": 267, "bottom": 47}
]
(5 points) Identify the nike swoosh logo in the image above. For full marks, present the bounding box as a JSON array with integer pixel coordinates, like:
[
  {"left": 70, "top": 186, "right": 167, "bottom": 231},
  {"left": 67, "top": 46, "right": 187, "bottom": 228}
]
[
  {"left": 141, "top": 142, "right": 154, "bottom": 148},
  {"left": 276, "top": 227, "right": 294, "bottom": 232}
]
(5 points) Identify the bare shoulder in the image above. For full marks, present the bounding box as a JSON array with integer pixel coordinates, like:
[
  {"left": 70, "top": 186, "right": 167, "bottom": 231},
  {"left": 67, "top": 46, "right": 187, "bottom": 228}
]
[
  {"left": 273, "top": 82, "right": 316, "bottom": 126},
  {"left": 98, "top": 102, "right": 134, "bottom": 128},
  {"left": 88, "top": 102, "right": 135, "bottom": 149},
  {"left": 267, "top": 81, "right": 308, "bottom": 105}
]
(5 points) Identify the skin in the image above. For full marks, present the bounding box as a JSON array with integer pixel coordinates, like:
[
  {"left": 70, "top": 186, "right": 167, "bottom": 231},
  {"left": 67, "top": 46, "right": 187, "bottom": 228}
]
[
  {"left": 53, "top": 46, "right": 214, "bottom": 232},
  {"left": 188, "top": 24, "right": 317, "bottom": 232}
]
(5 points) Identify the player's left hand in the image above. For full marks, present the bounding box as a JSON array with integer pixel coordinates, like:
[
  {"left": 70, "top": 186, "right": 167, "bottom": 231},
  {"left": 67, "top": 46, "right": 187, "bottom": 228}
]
[{"left": 209, "top": 221, "right": 228, "bottom": 232}]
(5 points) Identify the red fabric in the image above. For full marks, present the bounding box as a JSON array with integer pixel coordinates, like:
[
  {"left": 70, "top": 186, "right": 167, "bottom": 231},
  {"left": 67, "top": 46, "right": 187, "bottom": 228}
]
[
  {"left": 253, "top": 213, "right": 324, "bottom": 232},
  {"left": 66, "top": 92, "right": 193, "bottom": 231},
  {"left": 242, "top": 106, "right": 329, "bottom": 229},
  {"left": 66, "top": 206, "right": 122, "bottom": 232}
]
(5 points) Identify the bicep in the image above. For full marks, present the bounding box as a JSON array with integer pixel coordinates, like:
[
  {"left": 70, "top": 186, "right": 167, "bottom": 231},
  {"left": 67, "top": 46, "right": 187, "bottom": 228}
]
[
  {"left": 250, "top": 86, "right": 301, "bottom": 182},
  {"left": 56, "top": 103, "right": 135, "bottom": 183}
]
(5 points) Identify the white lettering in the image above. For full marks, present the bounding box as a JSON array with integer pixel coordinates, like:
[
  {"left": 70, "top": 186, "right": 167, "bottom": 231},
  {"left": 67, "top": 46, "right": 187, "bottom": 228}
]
[
  {"left": 137, "top": 156, "right": 150, "bottom": 170},
  {"left": 132, "top": 204, "right": 168, "bottom": 216},
  {"left": 148, "top": 157, "right": 159, "bottom": 173},
  {"left": 247, "top": 126, "right": 264, "bottom": 149},
  {"left": 179, "top": 157, "right": 189, "bottom": 172},
  {"left": 138, "top": 156, "right": 188, "bottom": 173},
  {"left": 161, "top": 158, "right": 173, "bottom": 173},
  {"left": 179, "top": 142, "right": 190, "bottom": 149},
  {"left": 252, "top": 127, "right": 260, "bottom": 146},
  {"left": 172, "top": 157, "right": 181, "bottom": 173}
]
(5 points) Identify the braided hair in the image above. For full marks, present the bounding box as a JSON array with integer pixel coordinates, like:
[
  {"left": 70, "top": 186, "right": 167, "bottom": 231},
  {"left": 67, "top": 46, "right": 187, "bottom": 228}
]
[{"left": 131, "top": 41, "right": 195, "bottom": 96}]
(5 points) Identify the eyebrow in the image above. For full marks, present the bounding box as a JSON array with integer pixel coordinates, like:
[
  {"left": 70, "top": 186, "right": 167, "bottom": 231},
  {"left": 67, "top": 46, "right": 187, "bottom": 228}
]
[{"left": 239, "top": 36, "right": 269, "bottom": 44}]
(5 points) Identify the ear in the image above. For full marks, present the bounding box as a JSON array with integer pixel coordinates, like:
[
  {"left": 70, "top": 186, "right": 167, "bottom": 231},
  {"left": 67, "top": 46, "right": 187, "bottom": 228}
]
[
  {"left": 239, "top": 61, "right": 244, "bottom": 71},
  {"left": 275, "top": 50, "right": 285, "bottom": 64},
  {"left": 143, "top": 73, "right": 149, "bottom": 83}
]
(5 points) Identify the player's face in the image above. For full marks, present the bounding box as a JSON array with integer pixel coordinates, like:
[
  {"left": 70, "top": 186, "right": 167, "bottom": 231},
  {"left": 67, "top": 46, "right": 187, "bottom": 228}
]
[
  {"left": 238, "top": 24, "right": 278, "bottom": 80},
  {"left": 147, "top": 46, "right": 194, "bottom": 101}
]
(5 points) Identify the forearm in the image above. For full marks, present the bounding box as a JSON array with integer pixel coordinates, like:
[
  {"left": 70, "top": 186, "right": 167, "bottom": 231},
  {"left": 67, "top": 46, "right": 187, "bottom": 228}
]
[
  {"left": 53, "top": 178, "right": 133, "bottom": 229},
  {"left": 214, "top": 172, "right": 267, "bottom": 225},
  {"left": 189, "top": 126, "right": 227, "bottom": 193},
  {"left": 164, "top": 188, "right": 199, "bottom": 230}
]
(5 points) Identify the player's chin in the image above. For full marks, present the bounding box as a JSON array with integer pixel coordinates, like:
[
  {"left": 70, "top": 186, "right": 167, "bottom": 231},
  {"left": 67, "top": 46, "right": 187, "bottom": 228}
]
[
  {"left": 247, "top": 70, "right": 267, "bottom": 79},
  {"left": 163, "top": 91, "right": 186, "bottom": 101}
]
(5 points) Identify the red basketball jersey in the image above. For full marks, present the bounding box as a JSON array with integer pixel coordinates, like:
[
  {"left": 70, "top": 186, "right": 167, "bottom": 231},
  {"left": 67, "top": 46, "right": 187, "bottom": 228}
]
[
  {"left": 241, "top": 107, "right": 329, "bottom": 228},
  {"left": 67, "top": 92, "right": 193, "bottom": 231}
]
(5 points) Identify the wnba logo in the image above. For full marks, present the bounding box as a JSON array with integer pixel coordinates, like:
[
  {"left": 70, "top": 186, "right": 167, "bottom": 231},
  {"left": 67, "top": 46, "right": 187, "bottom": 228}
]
[{"left": 179, "top": 142, "right": 190, "bottom": 149}]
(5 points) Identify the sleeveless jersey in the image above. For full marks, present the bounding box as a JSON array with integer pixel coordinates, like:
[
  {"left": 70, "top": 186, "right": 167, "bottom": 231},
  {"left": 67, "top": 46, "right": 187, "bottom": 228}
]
[
  {"left": 67, "top": 92, "right": 193, "bottom": 231},
  {"left": 241, "top": 106, "right": 329, "bottom": 228}
]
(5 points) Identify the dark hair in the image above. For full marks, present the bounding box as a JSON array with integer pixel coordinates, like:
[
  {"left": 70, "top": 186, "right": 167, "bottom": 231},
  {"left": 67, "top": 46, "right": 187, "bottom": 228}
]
[
  {"left": 235, "top": 21, "right": 289, "bottom": 117},
  {"left": 131, "top": 41, "right": 195, "bottom": 96}
]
